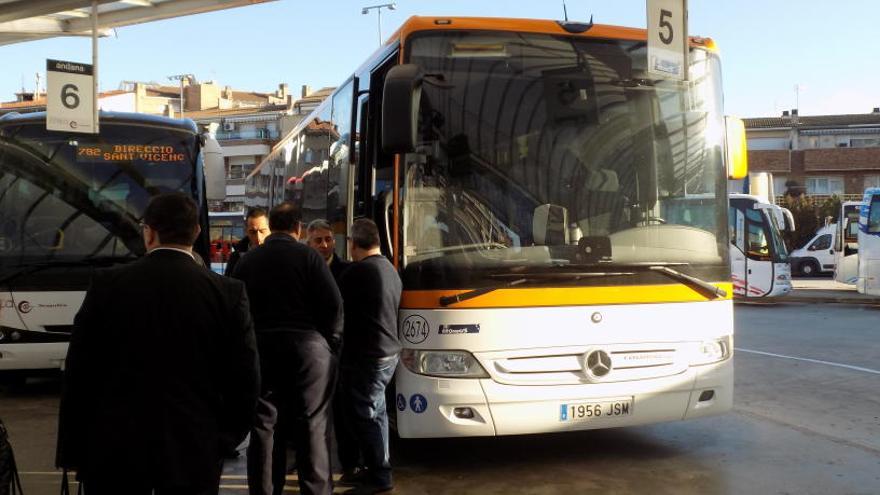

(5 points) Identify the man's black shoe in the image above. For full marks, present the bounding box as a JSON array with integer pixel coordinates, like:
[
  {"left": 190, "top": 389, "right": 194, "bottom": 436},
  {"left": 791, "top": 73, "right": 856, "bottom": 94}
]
[
  {"left": 342, "top": 483, "right": 394, "bottom": 495},
  {"left": 338, "top": 466, "right": 368, "bottom": 487}
]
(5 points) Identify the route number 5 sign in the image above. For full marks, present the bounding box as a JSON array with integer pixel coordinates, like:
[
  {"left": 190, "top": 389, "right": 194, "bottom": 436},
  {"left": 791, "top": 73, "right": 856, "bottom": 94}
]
[{"left": 647, "top": 0, "right": 688, "bottom": 81}]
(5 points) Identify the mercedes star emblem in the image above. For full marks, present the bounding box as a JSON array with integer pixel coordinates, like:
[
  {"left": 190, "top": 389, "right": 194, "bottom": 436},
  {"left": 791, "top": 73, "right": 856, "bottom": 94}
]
[{"left": 585, "top": 350, "right": 612, "bottom": 378}]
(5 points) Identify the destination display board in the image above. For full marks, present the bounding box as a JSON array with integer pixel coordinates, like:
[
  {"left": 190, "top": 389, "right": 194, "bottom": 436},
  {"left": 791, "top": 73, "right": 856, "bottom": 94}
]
[{"left": 76, "top": 144, "right": 188, "bottom": 163}]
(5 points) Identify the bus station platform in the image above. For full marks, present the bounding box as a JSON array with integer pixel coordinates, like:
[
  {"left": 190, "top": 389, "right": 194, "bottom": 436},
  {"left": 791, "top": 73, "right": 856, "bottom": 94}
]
[{"left": 738, "top": 278, "right": 880, "bottom": 306}]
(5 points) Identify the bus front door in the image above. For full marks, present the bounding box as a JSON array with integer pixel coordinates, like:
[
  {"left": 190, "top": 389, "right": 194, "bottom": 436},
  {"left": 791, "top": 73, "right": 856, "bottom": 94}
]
[
  {"left": 730, "top": 208, "right": 748, "bottom": 296},
  {"left": 834, "top": 203, "right": 862, "bottom": 285}
]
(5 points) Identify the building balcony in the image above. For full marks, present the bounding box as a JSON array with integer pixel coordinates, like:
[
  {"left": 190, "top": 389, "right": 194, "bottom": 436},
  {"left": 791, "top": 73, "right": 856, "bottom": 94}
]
[{"left": 216, "top": 129, "right": 280, "bottom": 141}]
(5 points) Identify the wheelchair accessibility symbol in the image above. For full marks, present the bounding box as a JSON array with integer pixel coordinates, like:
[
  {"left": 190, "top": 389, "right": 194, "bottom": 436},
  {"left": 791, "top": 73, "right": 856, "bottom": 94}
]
[
  {"left": 396, "top": 393, "right": 406, "bottom": 412},
  {"left": 409, "top": 394, "right": 427, "bottom": 414}
]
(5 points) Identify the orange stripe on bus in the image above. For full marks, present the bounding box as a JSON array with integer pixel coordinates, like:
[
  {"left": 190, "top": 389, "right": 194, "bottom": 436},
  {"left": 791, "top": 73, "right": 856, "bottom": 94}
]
[
  {"left": 400, "top": 283, "right": 734, "bottom": 309},
  {"left": 386, "top": 16, "right": 717, "bottom": 51}
]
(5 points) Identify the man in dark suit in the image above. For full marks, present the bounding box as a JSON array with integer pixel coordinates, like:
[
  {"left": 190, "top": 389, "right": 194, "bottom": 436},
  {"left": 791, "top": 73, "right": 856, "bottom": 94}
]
[
  {"left": 56, "top": 193, "right": 260, "bottom": 495},
  {"left": 232, "top": 202, "right": 343, "bottom": 495},
  {"left": 305, "top": 218, "right": 359, "bottom": 480},
  {"left": 224, "top": 207, "right": 269, "bottom": 276}
]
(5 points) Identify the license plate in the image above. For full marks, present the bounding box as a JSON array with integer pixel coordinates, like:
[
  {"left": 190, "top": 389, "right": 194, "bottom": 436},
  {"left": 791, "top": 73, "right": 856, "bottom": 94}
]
[{"left": 559, "top": 399, "right": 633, "bottom": 422}]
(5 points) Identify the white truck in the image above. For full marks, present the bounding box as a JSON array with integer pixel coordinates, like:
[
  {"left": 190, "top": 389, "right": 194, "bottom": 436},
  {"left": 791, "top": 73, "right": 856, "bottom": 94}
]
[{"left": 790, "top": 224, "right": 836, "bottom": 276}]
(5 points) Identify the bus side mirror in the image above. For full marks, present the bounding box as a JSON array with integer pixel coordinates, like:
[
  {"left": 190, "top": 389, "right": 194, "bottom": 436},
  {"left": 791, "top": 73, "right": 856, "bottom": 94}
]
[
  {"left": 725, "top": 116, "right": 748, "bottom": 180},
  {"left": 784, "top": 208, "right": 796, "bottom": 232},
  {"left": 533, "top": 204, "right": 568, "bottom": 245},
  {"left": 382, "top": 64, "right": 423, "bottom": 154},
  {"left": 203, "top": 134, "right": 225, "bottom": 202}
]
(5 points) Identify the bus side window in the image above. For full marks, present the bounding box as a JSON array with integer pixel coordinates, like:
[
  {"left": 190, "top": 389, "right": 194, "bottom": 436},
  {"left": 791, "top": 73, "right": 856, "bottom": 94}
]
[
  {"left": 729, "top": 207, "right": 745, "bottom": 253},
  {"left": 869, "top": 196, "right": 880, "bottom": 233},
  {"left": 329, "top": 77, "right": 355, "bottom": 258},
  {"left": 745, "top": 208, "right": 769, "bottom": 259}
]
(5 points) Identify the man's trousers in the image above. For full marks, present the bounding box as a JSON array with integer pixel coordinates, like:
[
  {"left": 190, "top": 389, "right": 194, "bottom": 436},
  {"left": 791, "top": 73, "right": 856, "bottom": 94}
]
[{"left": 247, "top": 330, "right": 335, "bottom": 495}]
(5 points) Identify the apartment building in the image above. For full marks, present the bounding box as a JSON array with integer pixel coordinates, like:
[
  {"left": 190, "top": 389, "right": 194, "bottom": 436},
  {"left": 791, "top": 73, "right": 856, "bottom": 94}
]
[
  {"left": 1, "top": 80, "right": 334, "bottom": 212},
  {"left": 745, "top": 109, "right": 880, "bottom": 200},
  {"left": 188, "top": 84, "right": 333, "bottom": 211}
]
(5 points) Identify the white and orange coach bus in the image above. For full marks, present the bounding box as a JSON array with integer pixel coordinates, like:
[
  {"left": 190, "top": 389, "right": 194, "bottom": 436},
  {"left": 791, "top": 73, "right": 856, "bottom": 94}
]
[{"left": 248, "top": 15, "right": 748, "bottom": 438}]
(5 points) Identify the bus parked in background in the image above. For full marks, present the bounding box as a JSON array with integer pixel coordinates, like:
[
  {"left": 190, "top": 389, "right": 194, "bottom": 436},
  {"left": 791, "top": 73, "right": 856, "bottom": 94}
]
[
  {"left": 664, "top": 194, "right": 791, "bottom": 297},
  {"left": 857, "top": 188, "right": 880, "bottom": 295},
  {"left": 249, "top": 16, "right": 747, "bottom": 438},
  {"left": 728, "top": 194, "right": 791, "bottom": 297},
  {"left": 834, "top": 200, "right": 864, "bottom": 285},
  {"left": 208, "top": 210, "right": 245, "bottom": 273},
  {"left": 0, "top": 111, "right": 224, "bottom": 373}
]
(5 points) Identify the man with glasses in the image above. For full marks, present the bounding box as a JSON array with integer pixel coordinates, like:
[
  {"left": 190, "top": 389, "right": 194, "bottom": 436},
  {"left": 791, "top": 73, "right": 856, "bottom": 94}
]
[
  {"left": 58, "top": 193, "right": 260, "bottom": 495},
  {"left": 225, "top": 207, "right": 270, "bottom": 276}
]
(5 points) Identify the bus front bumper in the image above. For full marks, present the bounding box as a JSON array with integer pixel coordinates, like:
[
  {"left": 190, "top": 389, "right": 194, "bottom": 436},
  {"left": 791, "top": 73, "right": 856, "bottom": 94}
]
[
  {"left": 395, "top": 358, "right": 732, "bottom": 438},
  {"left": 0, "top": 342, "right": 68, "bottom": 371}
]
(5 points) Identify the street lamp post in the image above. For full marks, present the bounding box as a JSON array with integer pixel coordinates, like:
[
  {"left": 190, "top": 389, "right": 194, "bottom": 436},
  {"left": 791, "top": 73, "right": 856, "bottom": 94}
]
[
  {"left": 168, "top": 73, "right": 194, "bottom": 119},
  {"left": 361, "top": 3, "right": 396, "bottom": 46}
]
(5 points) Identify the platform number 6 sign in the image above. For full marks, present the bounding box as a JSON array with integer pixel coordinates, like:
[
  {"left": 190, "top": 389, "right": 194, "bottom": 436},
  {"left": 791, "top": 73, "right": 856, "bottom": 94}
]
[{"left": 46, "top": 59, "right": 97, "bottom": 134}]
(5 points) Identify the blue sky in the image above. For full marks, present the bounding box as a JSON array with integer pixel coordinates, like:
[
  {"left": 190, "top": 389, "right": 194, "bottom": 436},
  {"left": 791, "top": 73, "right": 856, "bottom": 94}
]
[{"left": 2, "top": 0, "right": 878, "bottom": 117}]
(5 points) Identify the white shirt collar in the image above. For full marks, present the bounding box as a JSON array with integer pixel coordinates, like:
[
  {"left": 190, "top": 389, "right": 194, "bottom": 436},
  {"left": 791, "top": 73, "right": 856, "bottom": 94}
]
[{"left": 148, "top": 247, "right": 196, "bottom": 260}]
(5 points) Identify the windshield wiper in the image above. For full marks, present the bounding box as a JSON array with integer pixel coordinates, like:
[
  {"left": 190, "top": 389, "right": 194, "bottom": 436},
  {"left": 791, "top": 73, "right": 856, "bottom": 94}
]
[
  {"left": 577, "top": 262, "right": 726, "bottom": 300},
  {"left": 439, "top": 277, "right": 528, "bottom": 307},
  {"left": 436, "top": 263, "right": 726, "bottom": 307},
  {"left": 438, "top": 271, "right": 635, "bottom": 307},
  {"left": 0, "top": 256, "right": 138, "bottom": 286},
  {"left": 645, "top": 265, "right": 727, "bottom": 299},
  {"left": 541, "top": 261, "right": 727, "bottom": 300}
]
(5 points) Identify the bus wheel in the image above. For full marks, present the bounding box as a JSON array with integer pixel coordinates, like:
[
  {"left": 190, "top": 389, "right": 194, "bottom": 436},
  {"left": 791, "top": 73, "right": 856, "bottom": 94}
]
[{"left": 800, "top": 259, "right": 819, "bottom": 277}]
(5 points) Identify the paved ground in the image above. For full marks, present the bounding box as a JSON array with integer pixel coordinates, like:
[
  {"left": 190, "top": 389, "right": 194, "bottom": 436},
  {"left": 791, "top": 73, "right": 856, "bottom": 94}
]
[
  {"left": 2, "top": 303, "right": 879, "bottom": 494},
  {"left": 750, "top": 276, "right": 880, "bottom": 305}
]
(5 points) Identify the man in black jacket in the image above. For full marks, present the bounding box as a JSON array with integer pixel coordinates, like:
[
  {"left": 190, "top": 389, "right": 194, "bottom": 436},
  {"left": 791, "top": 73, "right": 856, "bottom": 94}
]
[
  {"left": 305, "top": 219, "right": 359, "bottom": 479},
  {"left": 57, "top": 193, "right": 260, "bottom": 495},
  {"left": 232, "top": 202, "right": 343, "bottom": 495},
  {"left": 338, "top": 219, "right": 402, "bottom": 494},
  {"left": 224, "top": 207, "right": 269, "bottom": 276}
]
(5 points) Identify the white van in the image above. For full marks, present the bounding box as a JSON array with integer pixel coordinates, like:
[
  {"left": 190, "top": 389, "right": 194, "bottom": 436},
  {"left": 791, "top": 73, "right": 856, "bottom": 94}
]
[{"left": 790, "top": 225, "right": 836, "bottom": 276}]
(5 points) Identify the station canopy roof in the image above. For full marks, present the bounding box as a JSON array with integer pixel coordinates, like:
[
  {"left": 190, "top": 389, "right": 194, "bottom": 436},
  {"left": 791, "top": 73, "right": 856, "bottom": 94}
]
[{"left": 0, "top": 0, "right": 274, "bottom": 47}]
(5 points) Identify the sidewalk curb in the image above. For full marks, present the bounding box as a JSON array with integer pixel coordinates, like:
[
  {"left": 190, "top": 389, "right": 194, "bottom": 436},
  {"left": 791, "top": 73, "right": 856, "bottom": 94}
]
[{"left": 736, "top": 296, "right": 880, "bottom": 306}]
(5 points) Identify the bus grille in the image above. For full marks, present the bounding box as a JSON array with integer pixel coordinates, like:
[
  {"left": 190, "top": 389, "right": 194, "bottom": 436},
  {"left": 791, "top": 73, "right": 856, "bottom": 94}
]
[{"left": 483, "top": 343, "right": 689, "bottom": 385}]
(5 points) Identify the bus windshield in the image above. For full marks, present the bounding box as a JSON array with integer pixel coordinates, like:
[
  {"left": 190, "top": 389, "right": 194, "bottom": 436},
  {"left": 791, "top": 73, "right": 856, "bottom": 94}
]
[
  {"left": 0, "top": 122, "right": 198, "bottom": 267},
  {"left": 766, "top": 207, "right": 789, "bottom": 260},
  {"left": 402, "top": 31, "right": 728, "bottom": 289}
]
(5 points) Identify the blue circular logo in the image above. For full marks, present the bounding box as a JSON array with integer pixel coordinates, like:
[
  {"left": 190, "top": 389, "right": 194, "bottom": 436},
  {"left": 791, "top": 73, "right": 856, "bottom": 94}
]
[
  {"left": 396, "top": 393, "right": 406, "bottom": 412},
  {"left": 409, "top": 394, "right": 427, "bottom": 414}
]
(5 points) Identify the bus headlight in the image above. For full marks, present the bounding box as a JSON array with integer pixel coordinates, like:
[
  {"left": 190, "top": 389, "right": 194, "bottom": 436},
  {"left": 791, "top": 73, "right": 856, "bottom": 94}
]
[
  {"left": 691, "top": 336, "right": 732, "bottom": 366},
  {"left": 401, "top": 349, "right": 489, "bottom": 378}
]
